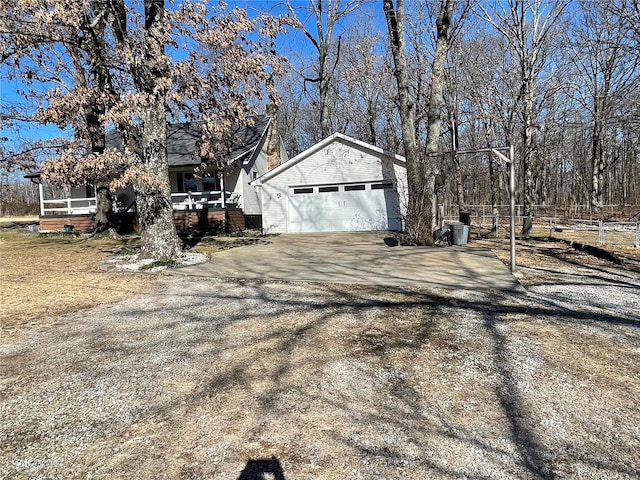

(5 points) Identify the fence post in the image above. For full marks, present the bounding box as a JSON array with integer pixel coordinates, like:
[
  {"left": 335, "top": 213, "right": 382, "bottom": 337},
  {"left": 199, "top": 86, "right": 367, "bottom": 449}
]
[
  {"left": 635, "top": 223, "right": 639, "bottom": 248},
  {"left": 599, "top": 220, "right": 604, "bottom": 245}
]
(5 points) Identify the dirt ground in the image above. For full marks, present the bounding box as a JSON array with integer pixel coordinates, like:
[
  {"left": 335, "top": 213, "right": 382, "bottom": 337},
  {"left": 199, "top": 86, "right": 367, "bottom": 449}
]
[{"left": 0, "top": 232, "right": 639, "bottom": 479}]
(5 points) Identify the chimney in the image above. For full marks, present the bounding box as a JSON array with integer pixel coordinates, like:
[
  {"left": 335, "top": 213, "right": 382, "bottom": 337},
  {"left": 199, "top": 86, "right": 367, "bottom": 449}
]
[{"left": 265, "top": 103, "right": 282, "bottom": 171}]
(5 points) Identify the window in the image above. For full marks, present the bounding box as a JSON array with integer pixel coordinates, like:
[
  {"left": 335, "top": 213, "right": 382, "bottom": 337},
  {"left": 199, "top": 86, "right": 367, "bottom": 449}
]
[
  {"left": 202, "top": 175, "right": 221, "bottom": 192},
  {"left": 319, "top": 186, "right": 339, "bottom": 193},
  {"left": 177, "top": 172, "right": 198, "bottom": 192},
  {"left": 293, "top": 187, "right": 314, "bottom": 194},
  {"left": 371, "top": 182, "right": 394, "bottom": 190},
  {"left": 344, "top": 184, "right": 365, "bottom": 191}
]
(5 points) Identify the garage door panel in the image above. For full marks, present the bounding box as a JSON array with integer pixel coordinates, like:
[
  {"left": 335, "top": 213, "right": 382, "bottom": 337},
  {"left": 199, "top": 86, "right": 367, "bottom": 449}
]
[{"left": 289, "top": 183, "right": 401, "bottom": 233}]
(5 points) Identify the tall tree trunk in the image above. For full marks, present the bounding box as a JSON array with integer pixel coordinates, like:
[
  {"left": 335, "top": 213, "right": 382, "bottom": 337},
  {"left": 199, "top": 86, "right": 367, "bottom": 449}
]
[
  {"left": 136, "top": 0, "right": 181, "bottom": 260},
  {"left": 383, "top": 0, "right": 431, "bottom": 244},
  {"left": 82, "top": 6, "right": 113, "bottom": 233},
  {"left": 318, "top": 48, "right": 332, "bottom": 138},
  {"left": 450, "top": 116, "right": 465, "bottom": 212},
  {"left": 521, "top": 75, "right": 535, "bottom": 236},
  {"left": 86, "top": 105, "right": 113, "bottom": 233},
  {"left": 138, "top": 95, "right": 180, "bottom": 260},
  {"left": 425, "top": 0, "right": 456, "bottom": 231},
  {"left": 482, "top": 116, "right": 501, "bottom": 232},
  {"left": 590, "top": 99, "right": 606, "bottom": 215}
]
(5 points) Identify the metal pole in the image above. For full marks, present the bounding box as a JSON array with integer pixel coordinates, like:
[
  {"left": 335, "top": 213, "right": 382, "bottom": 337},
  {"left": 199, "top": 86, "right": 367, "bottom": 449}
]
[
  {"left": 491, "top": 147, "right": 517, "bottom": 273},
  {"left": 509, "top": 145, "right": 516, "bottom": 273}
]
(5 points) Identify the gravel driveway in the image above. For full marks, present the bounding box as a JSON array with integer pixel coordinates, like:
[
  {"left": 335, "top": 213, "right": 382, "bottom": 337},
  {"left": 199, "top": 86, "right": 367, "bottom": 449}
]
[{"left": 1, "top": 244, "right": 639, "bottom": 479}]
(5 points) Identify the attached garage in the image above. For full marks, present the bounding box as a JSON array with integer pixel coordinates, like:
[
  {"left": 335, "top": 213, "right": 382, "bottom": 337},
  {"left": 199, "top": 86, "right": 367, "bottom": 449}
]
[{"left": 253, "top": 133, "right": 407, "bottom": 234}]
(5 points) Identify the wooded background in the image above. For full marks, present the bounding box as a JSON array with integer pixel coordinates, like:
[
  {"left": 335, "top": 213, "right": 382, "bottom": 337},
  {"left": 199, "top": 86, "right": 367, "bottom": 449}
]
[{"left": 1, "top": 0, "right": 639, "bottom": 221}]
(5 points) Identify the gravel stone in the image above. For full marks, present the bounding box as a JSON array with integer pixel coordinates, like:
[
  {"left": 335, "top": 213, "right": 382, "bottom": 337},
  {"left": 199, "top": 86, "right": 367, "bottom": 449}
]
[{"left": 1, "top": 251, "right": 639, "bottom": 479}]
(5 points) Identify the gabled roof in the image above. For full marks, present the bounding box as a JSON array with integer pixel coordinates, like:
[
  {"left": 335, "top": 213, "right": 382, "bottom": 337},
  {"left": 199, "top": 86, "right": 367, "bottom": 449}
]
[
  {"left": 106, "top": 116, "right": 271, "bottom": 167},
  {"left": 252, "top": 132, "right": 405, "bottom": 186}
]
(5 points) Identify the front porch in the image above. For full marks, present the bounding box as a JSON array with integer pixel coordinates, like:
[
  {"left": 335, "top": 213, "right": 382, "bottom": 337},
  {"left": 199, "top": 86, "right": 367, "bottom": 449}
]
[{"left": 37, "top": 189, "right": 246, "bottom": 234}]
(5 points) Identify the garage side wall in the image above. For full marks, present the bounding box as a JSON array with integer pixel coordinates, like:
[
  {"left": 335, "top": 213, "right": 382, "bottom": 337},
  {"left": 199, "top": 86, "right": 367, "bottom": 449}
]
[{"left": 260, "top": 139, "right": 406, "bottom": 233}]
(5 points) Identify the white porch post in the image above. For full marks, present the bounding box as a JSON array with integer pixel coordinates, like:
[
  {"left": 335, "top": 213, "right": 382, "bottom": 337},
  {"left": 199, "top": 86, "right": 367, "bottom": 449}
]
[
  {"left": 66, "top": 195, "right": 72, "bottom": 215},
  {"left": 220, "top": 172, "right": 226, "bottom": 208},
  {"left": 39, "top": 182, "right": 45, "bottom": 216}
]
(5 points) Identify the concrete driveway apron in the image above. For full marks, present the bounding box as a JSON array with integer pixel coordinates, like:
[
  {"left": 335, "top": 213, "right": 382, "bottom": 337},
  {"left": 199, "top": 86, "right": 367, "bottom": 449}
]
[{"left": 175, "top": 232, "right": 524, "bottom": 292}]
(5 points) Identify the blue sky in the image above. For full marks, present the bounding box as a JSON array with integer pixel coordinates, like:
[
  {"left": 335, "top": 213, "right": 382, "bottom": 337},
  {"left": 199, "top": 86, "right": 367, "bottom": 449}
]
[{"left": 0, "top": 0, "right": 387, "bottom": 177}]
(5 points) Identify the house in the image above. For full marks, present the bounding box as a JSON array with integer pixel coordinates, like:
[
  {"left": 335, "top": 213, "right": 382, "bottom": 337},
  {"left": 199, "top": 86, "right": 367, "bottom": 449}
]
[
  {"left": 251, "top": 133, "right": 407, "bottom": 234},
  {"left": 26, "top": 113, "right": 287, "bottom": 233}
]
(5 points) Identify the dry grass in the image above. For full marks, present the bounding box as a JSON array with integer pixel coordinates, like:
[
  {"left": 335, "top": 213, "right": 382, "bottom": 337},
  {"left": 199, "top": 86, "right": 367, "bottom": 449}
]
[
  {"left": 0, "top": 216, "right": 39, "bottom": 224},
  {"left": 0, "top": 230, "right": 152, "bottom": 330},
  {"left": 530, "top": 225, "right": 639, "bottom": 254}
]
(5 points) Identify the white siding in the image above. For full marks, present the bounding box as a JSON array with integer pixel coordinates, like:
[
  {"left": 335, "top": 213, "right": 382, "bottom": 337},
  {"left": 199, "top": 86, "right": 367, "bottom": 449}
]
[
  {"left": 260, "top": 137, "right": 407, "bottom": 233},
  {"left": 239, "top": 138, "right": 267, "bottom": 215}
]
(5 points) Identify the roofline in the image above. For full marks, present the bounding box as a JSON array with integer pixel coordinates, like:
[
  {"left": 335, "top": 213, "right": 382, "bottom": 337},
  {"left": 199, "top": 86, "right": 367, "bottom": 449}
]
[
  {"left": 229, "top": 117, "right": 272, "bottom": 165},
  {"left": 252, "top": 132, "right": 405, "bottom": 186}
]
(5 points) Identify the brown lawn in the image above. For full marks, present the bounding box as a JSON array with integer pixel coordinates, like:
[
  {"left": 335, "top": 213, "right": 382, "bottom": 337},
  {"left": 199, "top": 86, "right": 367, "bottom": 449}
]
[{"left": 0, "top": 230, "right": 152, "bottom": 330}]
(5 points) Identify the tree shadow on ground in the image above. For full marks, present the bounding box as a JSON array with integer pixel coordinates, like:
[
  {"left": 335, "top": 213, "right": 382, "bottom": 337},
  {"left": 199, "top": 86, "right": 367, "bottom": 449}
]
[
  {"left": 516, "top": 238, "right": 639, "bottom": 282},
  {"left": 8, "top": 272, "right": 639, "bottom": 478},
  {"left": 483, "top": 303, "right": 551, "bottom": 479}
]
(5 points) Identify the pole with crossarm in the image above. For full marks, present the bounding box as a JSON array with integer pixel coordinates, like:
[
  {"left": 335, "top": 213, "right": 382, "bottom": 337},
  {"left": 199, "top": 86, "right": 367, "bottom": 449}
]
[{"left": 491, "top": 146, "right": 516, "bottom": 273}]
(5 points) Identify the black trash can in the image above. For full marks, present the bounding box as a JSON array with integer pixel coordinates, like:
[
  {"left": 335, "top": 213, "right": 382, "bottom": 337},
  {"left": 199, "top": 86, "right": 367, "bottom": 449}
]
[{"left": 459, "top": 211, "right": 471, "bottom": 226}]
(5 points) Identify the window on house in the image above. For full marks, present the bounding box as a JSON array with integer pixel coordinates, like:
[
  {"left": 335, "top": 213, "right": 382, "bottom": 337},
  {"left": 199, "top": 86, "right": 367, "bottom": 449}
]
[
  {"left": 293, "top": 187, "right": 314, "bottom": 194},
  {"left": 202, "top": 175, "right": 221, "bottom": 192},
  {"left": 371, "top": 182, "right": 394, "bottom": 190},
  {"left": 319, "top": 186, "right": 339, "bottom": 193},
  {"left": 344, "top": 184, "right": 366, "bottom": 191},
  {"left": 177, "top": 172, "right": 198, "bottom": 192}
]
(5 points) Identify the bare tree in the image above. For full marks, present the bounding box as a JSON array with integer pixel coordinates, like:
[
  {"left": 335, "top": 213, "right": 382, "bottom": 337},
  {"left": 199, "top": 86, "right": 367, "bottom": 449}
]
[
  {"left": 425, "top": 0, "right": 456, "bottom": 230},
  {"left": 383, "top": 0, "right": 426, "bottom": 243},
  {"left": 287, "top": 0, "right": 363, "bottom": 138},
  {"left": 339, "top": 18, "right": 395, "bottom": 148},
  {"left": 566, "top": 0, "right": 640, "bottom": 213},
  {"left": 476, "top": 0, "right": 569, "bottom": 235},
  {"left": 0, "top": 0, "right": 119, "bottom": 232},
  {"left": 383, "top": 0, "right": 455, "bottom": 244}
]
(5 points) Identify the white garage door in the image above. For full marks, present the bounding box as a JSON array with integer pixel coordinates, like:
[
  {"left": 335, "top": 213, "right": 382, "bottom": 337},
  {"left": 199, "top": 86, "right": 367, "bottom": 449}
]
[{"left": 288, "top": 181, "right": 402, "bottom": 233}]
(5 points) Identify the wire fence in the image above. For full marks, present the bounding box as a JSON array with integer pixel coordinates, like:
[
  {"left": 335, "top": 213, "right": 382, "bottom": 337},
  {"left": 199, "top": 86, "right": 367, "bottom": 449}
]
[{"left": 443, "top": 204, "right": 640, "bottom": 249}]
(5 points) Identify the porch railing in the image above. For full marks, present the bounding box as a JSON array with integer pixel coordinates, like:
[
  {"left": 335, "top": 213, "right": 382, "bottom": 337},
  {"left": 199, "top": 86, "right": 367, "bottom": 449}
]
[
  {"left": 170, "top": 190, "right": 235, "bottom": 210},
  {"left": 40, "top": 190, "right": 237, "bottom": 216},
  {"left": 41, "top": 197, "right": 97, "bottom": 215}
]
